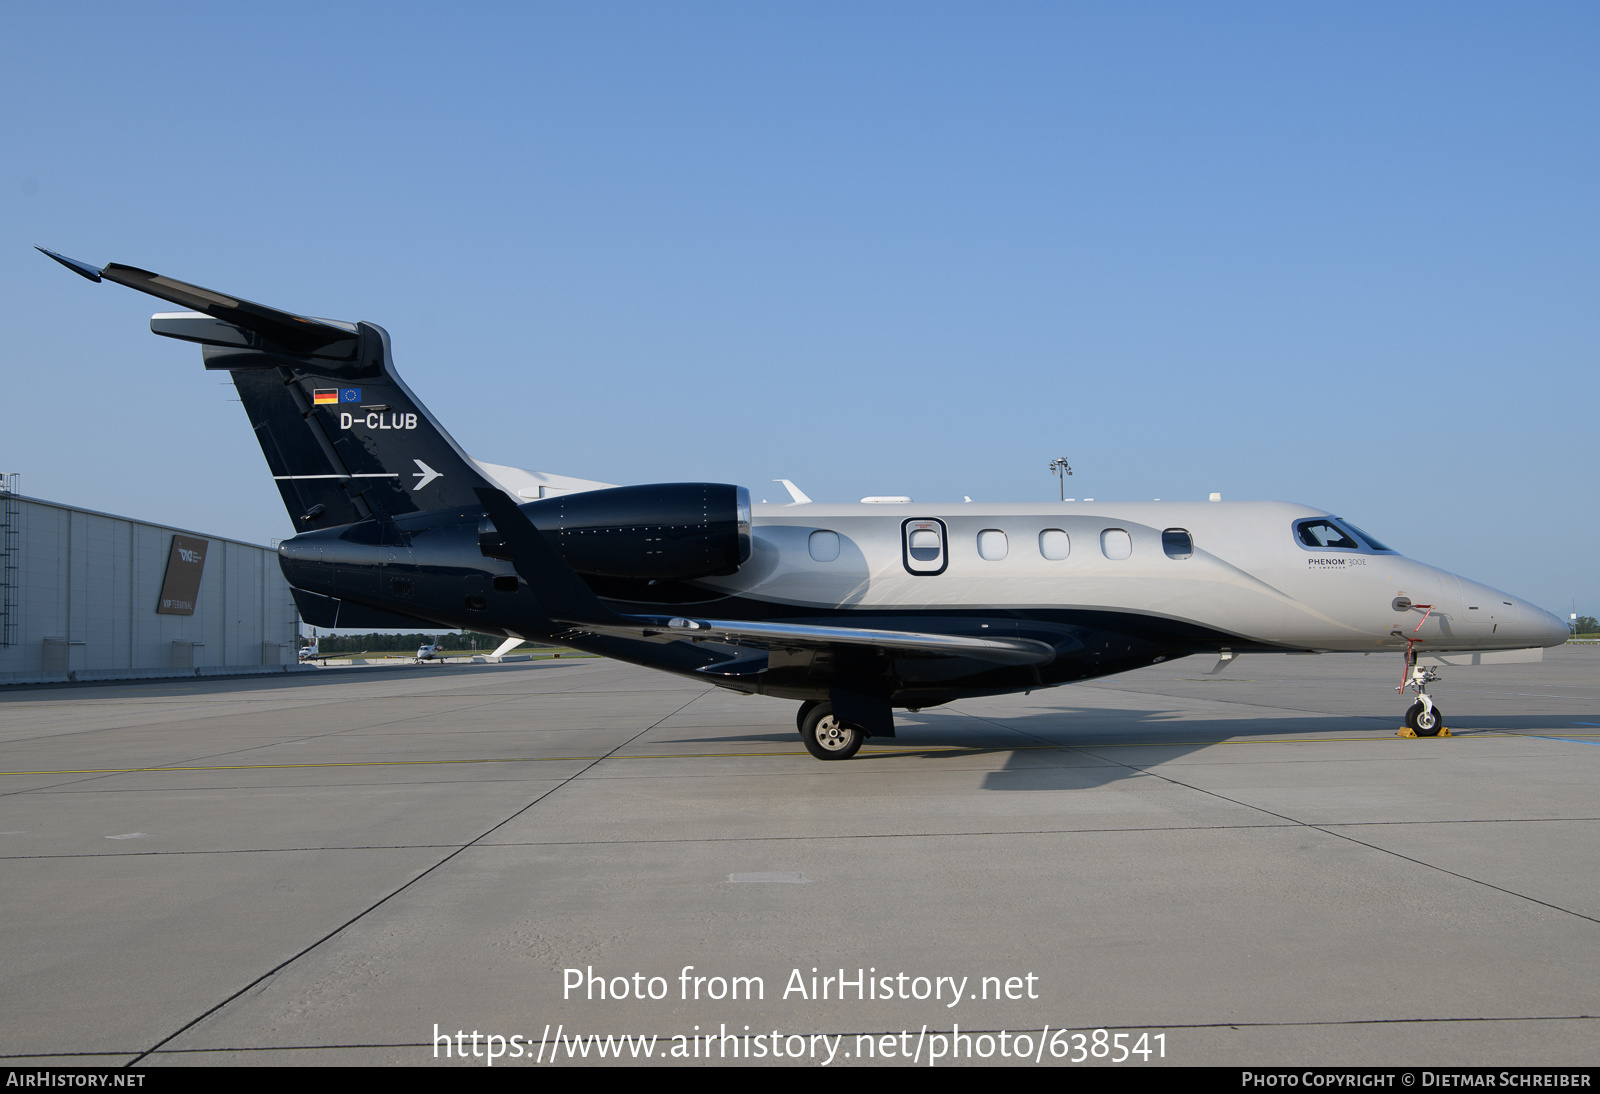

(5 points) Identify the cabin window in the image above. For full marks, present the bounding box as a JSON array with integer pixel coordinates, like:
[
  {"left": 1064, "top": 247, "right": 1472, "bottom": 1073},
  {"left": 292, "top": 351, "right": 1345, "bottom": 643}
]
[
  {"left": 1295, "top": 519, "right": 1360, "bottom": 550},
  {"left": 977, "top": 529, "right": 1008, "bottom": 561},
  {"left": 1038, "top": 529, "right": 1069, "bottom": 561},
  {"left": 901, "top": 518, "right": 948, "bottom": 575},
  {"left": 1100, "top": 528, "right": 1132, "bottom": 560},
  {"left": 1162, "top": 529, "right": 1193, "bottom": 559},
  {"left": 808, "top": 530, "right": 840, "bottom": 562}
]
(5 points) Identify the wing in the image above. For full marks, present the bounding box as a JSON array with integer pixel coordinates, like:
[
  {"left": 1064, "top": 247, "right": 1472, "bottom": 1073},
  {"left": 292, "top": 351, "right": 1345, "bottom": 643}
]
[{"left": 603, "top": 615, "right": 1055, "bottom": 669}]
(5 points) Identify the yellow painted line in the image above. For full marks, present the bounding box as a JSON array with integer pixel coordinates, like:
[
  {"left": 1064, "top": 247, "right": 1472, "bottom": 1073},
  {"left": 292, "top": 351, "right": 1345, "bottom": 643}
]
[
  {"left": 0, "top": 731, "right": 1572, "bottom": 777},
  {"left": 0, "top": 752, "right": 944, "bottom": 774},
  {"left": 0, "top": 757, "right": 602, "bottom": 776}
]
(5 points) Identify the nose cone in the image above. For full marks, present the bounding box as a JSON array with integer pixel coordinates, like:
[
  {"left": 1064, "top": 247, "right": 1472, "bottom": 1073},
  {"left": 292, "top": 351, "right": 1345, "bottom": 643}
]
[
  {"left": 1509, "top": 599, "right": 1570, "bottom": 648},
  {"left": 1539, "top": 607, "right": 1570, "bottom": 647}
]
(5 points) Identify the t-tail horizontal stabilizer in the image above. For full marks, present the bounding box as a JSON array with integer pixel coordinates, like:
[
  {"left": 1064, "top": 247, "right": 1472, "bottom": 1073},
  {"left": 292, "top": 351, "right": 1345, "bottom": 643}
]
[{"left": 36, "top": 247, "right": 358, "bottom": 357}]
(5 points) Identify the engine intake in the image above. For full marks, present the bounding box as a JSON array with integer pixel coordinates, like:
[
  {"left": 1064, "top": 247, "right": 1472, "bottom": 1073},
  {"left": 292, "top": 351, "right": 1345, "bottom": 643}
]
[{"left": 480, "top": 483, "right": 751, "bottom": 580}]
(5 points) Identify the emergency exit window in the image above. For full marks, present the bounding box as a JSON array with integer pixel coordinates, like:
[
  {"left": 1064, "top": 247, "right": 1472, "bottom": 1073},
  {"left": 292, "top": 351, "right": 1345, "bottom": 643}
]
[{"left": 902, "top": 519, "right": 948, "bottom": 575}]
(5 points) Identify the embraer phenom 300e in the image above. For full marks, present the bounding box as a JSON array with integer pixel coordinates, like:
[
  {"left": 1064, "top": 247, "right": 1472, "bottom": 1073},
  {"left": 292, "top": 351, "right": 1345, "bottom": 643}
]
[{"left": 40, "top": 249, "right": 1568, "bottom": 759}]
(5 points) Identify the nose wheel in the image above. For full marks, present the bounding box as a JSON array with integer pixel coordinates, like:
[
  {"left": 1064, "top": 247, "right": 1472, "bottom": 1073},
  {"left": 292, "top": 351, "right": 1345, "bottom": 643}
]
[
  {"left": 1405, "top": 698, "right": 1443, "bottom": 736},
  {"left": 1398, "top": 644, "right": 1448, "bottom": 737}
]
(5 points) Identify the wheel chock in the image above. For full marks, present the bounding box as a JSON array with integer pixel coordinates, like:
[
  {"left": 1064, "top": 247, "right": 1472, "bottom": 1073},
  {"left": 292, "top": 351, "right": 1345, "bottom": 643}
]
[{"left": 1396, "top": 726, "right": 1452, "bottom": 738}]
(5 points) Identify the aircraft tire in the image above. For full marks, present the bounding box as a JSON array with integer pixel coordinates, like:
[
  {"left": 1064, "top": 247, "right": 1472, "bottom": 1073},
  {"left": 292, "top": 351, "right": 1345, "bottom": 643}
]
[
  {"left": 801, "top": 702, "right": 864, "bottom": 761},
  {"left": 1406, "top": 700, "right": 1443, "bottom": 737},
  {"left": 796, "top": 699, "right": 822, "bottom": 733}
]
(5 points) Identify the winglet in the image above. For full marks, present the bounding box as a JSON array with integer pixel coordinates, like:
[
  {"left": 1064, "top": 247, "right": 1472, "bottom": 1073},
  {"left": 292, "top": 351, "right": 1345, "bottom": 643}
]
[
  {"left": 473, "top": 488, "right": 625, "bottom": 626},
  {"left": 36, "top": 247, "right": 103, "bottom": 283}
]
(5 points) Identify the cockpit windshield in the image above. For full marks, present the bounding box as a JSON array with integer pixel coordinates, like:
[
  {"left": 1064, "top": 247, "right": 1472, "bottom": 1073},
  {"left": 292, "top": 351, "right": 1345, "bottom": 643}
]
[
  {"left": 1295, "top": 519, "right": 1360, "bottom": 550},
  {"left": 1333, "top": 518, "right": 1393, "bottom": 553},
  {"left": 1294, "top": 517, "right": 1395, "bottom": 553}
]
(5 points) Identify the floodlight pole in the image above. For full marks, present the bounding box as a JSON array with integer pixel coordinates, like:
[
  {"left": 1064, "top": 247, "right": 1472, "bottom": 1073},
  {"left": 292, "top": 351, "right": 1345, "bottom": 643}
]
[{"left": 1049, "top": 457, "right": 1073, "bottom": 501}]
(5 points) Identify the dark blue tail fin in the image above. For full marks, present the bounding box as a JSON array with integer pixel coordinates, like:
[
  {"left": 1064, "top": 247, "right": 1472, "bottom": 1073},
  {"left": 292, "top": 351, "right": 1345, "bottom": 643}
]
[{"left": 38, "top": 248, "right": 496, "bottom": 529}]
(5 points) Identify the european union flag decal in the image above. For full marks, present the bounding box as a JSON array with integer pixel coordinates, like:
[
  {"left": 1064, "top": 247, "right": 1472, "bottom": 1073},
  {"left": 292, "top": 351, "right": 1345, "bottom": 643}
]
[{"left": 341, "top": 388, "right": 361, "bottom": 403}]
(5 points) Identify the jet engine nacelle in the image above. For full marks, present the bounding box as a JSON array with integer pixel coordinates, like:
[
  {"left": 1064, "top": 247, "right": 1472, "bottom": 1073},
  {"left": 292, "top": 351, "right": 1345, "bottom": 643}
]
[{"left": 480, "top": 483, "right": 752, "bottom": 580}]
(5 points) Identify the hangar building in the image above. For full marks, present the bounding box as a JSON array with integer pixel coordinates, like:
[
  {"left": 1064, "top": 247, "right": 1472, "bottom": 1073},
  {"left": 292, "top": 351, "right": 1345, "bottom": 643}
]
[{"left": 0, "top": 477, "right": 300, "bottom": 685}]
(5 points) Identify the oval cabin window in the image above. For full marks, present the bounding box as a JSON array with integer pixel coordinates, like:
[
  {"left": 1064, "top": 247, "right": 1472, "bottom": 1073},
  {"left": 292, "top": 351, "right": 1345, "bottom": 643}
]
[
  {"left": 1038, "top": 529, "right": 1069, "bottom": 561},
  {"left": 977, "top": 529, "right": 1008, "bottom": 561},
  {"left": 808, "top": 530, "right": 840, "bottom": 562},
  {"left": 1100, "top": 528, "right": 1132, "bottom": 560}
]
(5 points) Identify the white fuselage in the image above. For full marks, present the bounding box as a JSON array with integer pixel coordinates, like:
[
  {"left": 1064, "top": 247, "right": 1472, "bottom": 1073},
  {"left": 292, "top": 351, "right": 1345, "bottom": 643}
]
[{"left": 696, "top": 500, "right": 1566, "bottom": 654}]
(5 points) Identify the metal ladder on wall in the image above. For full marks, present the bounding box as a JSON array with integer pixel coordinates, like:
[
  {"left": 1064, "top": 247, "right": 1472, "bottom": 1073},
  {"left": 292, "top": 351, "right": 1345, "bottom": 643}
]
[{"left": 0, "top": 473, "right": 18, "bottom": 647}]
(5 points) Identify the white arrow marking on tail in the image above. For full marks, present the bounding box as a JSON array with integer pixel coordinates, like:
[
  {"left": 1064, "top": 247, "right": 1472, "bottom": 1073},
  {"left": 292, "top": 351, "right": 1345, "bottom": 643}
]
[{"left": 412, "top": 460, "right": 442, "bottom": 491}]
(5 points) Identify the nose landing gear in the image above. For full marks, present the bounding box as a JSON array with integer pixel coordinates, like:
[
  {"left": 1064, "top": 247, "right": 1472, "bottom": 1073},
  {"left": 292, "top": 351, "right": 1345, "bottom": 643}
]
[{"left": 1397, "top": 643, "right": 1450, "bottom": 737}]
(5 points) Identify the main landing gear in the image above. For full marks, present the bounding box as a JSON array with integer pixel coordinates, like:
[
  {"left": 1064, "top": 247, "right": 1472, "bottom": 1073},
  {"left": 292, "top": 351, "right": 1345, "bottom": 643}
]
[
  {"left": 797, "top": 700, "right": 865, "bottom": 761},
  {"left": 1397, "top": 644, "right": 1447, "bottom": 737}
]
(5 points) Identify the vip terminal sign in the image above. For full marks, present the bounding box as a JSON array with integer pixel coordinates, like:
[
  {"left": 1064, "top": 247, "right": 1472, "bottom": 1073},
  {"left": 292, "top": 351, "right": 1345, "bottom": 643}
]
[{"left": 155, "top": 534, "right": 209, "bottom": 616}]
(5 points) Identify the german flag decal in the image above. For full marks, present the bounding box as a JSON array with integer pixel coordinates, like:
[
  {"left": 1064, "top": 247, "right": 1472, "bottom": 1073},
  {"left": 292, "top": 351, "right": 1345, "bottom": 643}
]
[{"left": 313, "top": 389, "right": 339, "bottom": 405}]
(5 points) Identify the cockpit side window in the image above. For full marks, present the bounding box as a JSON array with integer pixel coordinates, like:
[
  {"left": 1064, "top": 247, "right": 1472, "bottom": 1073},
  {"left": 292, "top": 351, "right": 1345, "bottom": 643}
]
[{"left": 1295, "top": 519, "right": 1361, "bottom": 550}]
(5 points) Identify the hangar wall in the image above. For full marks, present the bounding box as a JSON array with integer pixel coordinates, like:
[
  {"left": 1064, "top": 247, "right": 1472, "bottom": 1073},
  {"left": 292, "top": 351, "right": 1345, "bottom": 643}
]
[{"left": 0, "top": 486, "right": 300, "bottom": 684}]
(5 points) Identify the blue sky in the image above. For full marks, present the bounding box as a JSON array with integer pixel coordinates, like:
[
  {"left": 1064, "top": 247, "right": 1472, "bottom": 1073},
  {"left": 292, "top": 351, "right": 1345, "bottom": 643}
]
[{"left": 3, "top": 2, "right": 1595, "bottom": 616}]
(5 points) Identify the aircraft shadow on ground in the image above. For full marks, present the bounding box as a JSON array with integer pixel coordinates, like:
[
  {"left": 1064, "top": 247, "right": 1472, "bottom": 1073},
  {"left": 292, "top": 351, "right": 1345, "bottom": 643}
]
[
  {"left": 676, "top": 704, "right": 1600, "bottom": 792},
  {"left": 668, "top": 706, "right": 1387, "bottom": 792}
]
